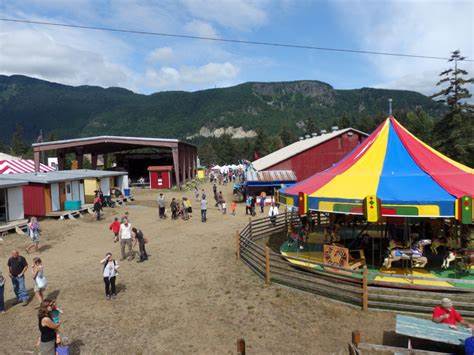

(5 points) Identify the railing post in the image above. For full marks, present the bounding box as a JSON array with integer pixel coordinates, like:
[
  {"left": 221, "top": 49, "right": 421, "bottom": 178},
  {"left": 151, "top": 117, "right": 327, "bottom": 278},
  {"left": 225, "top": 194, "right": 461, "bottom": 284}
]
[
  {"left": 362, "top": 266, "right": 368, "bottom": 311},
  {"left": 285, "top": 210, "right": 288, "bottom": 228},
  {"left": 265, "top": 244, "right": 271, "bottom": 285},
  {"left": 237, "top": 338, "right": 246, "bottom": 355},
  {"left": 235, "top": 230, "right": 240, "bottom": 260}
]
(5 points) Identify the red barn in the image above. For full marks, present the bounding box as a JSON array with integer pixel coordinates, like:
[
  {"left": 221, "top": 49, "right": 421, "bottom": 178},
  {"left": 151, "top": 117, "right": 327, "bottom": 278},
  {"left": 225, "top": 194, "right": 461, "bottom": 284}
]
[{"left": 252, "top": 128, "right": 368, "bottom": 181}]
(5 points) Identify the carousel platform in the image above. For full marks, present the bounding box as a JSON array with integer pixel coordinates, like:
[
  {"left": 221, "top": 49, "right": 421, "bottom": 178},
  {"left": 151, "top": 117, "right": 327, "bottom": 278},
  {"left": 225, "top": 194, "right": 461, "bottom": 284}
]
[{"left": 280, "top": 238, "right": 474, "bottom": 290}]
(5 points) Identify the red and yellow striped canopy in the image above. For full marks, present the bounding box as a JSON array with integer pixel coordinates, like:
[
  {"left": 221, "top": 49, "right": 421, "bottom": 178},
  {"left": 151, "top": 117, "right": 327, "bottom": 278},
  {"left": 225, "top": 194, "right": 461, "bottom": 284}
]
[{"left": 282, "top": 116, "right": 473, "bottom": 219}]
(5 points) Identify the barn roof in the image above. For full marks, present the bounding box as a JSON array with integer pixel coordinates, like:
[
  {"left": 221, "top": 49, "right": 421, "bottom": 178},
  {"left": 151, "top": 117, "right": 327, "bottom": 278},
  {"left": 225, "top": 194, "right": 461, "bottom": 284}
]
[
  {"left": 0, "top": 159, "right": 54, "bottom": 174},
  {"left": 252, "top": 128, "right": 367, "bottom": 171},
  {"left": 0, "top": 169, "right": 127, "bottom": 184},
  {"left": 245, "top": 170, "right": 297, "bottom": 186}
]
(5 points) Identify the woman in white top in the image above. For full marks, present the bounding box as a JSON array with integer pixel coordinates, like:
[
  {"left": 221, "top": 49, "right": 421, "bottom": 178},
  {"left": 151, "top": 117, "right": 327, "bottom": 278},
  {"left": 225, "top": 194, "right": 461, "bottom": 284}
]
[
  {"left": 32, "top": 257, "right": 47, "bottom": 304},
  {"left": 100, "top": 253, "right": 119, "bottom": 300},
  {"left": 268, "top": 203, "right": 279, "bottom": 226}
]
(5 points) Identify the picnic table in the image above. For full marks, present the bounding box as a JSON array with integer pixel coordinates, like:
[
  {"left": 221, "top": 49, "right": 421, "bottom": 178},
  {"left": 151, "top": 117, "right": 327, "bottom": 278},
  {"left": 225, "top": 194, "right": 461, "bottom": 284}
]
[{"left": 396, "top": 314, "right": 472, "bottom": 346}]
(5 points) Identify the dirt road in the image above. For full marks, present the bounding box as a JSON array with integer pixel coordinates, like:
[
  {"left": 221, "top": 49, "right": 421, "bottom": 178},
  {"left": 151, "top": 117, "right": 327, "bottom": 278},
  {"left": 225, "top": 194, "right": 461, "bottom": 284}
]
[{"left": 0, "top": 182, "right": 393, "bottom": 354}]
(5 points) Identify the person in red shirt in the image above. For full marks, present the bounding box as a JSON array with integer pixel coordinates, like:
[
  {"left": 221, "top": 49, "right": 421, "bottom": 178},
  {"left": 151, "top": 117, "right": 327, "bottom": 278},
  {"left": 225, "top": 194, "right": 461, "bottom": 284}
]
[
  {"left": 432, "top": 298, "right": 472, "bottom": 329},
  {"left": 109, "top": 217, "right": 121, "bottom": 242}
]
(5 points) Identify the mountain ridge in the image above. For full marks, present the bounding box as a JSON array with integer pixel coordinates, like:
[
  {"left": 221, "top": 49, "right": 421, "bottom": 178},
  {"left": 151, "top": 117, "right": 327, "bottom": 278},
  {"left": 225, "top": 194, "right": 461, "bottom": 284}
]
[{"left": 0, "top": 74, "right": 445, "bottom": 144}]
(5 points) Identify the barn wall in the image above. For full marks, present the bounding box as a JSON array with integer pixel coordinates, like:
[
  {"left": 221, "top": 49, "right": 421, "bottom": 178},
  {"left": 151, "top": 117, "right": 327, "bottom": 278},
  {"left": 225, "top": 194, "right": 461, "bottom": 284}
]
[
  {"left": 23, "top": 184, "right": 46, "bottom": 217},
  {"left": 266, "top": 132, "right": 365, "bottom": 181}
]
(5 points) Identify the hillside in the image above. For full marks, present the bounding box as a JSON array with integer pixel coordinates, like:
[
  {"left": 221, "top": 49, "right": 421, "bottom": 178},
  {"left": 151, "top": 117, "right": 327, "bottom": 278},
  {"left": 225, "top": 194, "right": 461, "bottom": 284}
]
[{"left": 0, "top": 75, "right": 445, "bottom": 144}]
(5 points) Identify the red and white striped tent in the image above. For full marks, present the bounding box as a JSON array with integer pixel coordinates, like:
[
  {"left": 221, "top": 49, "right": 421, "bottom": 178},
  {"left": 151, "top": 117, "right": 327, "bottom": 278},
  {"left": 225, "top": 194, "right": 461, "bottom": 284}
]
[{"left": 0, "top": 159, "right": 55, "bottom": 175}]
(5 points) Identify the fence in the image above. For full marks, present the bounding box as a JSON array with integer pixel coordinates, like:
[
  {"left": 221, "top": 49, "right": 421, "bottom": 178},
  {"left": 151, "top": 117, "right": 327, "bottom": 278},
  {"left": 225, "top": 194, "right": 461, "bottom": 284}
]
[{"left": 237, "top": 212, "right": 474, "bottom": 317}]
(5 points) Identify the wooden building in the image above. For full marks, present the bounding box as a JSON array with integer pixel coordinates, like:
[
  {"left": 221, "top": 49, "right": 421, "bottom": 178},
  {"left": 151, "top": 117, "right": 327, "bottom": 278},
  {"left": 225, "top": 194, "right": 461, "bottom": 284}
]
[
  {"left": 0, "top": 178, "right": 26, "bottom": 225},
  {"left": 252, "top": 128, "right": 368, "bottom": 181},
  {"left": 0, "top": 170, "right": 127, "bottom": 217},
  {"left": 148, "top": 166, "right": 173, "bottom": 189}
]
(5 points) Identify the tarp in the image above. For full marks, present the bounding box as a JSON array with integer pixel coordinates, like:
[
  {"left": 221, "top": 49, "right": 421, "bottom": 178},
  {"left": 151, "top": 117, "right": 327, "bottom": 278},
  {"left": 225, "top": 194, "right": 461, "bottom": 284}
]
[
  {"left": 0, "top": 159, "right": 55, "bottom": 174},
  {"left": 282, "top": 116, "right": 473, "bottom": 218}
]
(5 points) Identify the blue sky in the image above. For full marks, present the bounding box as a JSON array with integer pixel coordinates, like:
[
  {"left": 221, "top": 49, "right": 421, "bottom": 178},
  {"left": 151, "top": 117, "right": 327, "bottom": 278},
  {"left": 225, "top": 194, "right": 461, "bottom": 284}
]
[{"left": 1, "top": 0, "right": 472, "bottom": 94}]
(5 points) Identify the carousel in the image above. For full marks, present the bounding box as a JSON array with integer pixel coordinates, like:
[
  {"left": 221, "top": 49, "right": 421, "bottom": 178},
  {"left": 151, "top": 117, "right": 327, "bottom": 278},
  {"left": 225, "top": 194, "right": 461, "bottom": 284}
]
[{"left": 278, "top": 116, "right": 473, "bottom": 290}]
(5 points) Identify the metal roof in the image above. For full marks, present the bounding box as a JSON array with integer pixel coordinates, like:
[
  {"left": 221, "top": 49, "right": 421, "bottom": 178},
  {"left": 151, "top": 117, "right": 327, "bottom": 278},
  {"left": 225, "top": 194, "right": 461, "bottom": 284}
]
[
  {"left": 246, "top": 170, "right": 297, "bottom": 183},
  {"left": 0, "top": 178, "right": 28, "bottom": 189},
  {"left": 32, "top": 135, "right": 179, "bottom": 147},
  {"left": 0, "top": 169, "right": 127, "bottom": 184},
  {"left": 252, "top": 128, "right": 367, "bottom": 171}
]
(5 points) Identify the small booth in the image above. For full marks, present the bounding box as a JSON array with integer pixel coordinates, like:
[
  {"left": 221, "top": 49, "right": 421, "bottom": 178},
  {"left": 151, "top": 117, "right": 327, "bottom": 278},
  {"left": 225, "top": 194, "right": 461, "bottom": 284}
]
[
  {"left": 0, "top": 178, "right": 26, "bottom": 225},
  {"left": 197, "top": 166, "right": 206, "bottom": 180},
  {"left": 148, "top": 166, "right": 173, "bottom": 189}
]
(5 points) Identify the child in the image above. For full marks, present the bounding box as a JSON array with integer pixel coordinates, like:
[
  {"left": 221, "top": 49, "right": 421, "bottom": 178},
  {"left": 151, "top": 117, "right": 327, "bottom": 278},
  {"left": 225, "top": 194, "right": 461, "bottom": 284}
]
[
  {"left": 231, "top": 201, "right": 237, "bottom": 216},
  {"left": 222, "top": 200, "right": 227, "bottom": 215},
  {"left": 26, "top": 217, "right": 41, "bottom": 254},
  {"left": 109, "top": 217, "right": 121, "bottom": 242}
]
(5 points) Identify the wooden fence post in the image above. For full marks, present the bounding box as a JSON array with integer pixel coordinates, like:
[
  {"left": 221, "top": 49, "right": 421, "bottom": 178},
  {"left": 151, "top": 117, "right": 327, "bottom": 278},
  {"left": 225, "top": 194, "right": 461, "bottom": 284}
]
[
  {"left": 235, "top": 231, "right": 240, "bottom": 260},
  {"left": 362, "top": 266, "right": 368, "bottom": 311},
  {"left": 265, "top": 245, "right": 271, "bottom": 285},
  {"left": 237, "top": 338, "right": 246, "bottom": 355}
]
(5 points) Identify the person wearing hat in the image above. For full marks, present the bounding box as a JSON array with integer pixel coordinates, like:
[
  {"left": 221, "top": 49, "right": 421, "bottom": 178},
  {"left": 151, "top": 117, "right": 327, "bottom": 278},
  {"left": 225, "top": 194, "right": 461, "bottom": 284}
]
[{"left": 432, "top": 298, "right": 472, "bottom": 329}]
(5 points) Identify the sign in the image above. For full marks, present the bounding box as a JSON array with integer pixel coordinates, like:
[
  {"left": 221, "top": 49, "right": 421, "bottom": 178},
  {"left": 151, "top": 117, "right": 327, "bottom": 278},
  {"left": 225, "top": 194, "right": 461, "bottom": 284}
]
[
  {"left": 457, "top": 195, "right": 472, "bottom": 224},
  {"left": 323, "top": 244, "right": 350, "bottom": 268},
  {"left": 363, "top": 195, "right": 381, "bottom": 222}
]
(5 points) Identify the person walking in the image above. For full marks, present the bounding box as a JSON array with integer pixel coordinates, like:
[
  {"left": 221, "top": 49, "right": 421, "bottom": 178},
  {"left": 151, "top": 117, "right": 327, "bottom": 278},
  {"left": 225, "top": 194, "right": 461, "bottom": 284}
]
[
  {"left": 250, "top": 195, "right": 256, "bottom": 216},
  {"left": 38, "top": 299, "right": 61, "bottom": 354},
  {"left": 32, "top": 257, "right": 47, "bottom": 304},
  {"left": 269, "top": 203, "right": 279, "bottom": 226},
  {"left": 200, "top": 196, "right": 207, "bottom": 223},
  {"left": 193, "top": 187, "right": 200, "bottom": 201},
  {"left": 26, "top": 217, "right": 41, "bottom": 254},
  {"left": 132, "top": 228, "right": 148, "bottom": 262},
  {"left": 245, "top": 196, "right": 251, "bottom": 215},
  {"left": 93, "top": 194, "right": 102, "bottom": 221},
  {"left": 100, "top": 253, "right": 119, "bottom": 300},
  {"left": 7, "top": 250, "right": 29, "bottom": 306},
  {"left": 0, "top": 269, "right": 5, "bottom": 313},
  {"left": 170, "top": 198, "right": 178, "bottom": 220},
  {"left": 109, "top": 217, "right": 121, "bottom": 242},
  {"left": 182, "top": 197, "right": 189, "bottom": 220},
  {"left": 259, "top": 193, "right": 266, "bottom": 214},
  {"left": 201, "top": 189, "right": 206, "bottom": 200},
  {"left": 119, "top": 219, "right": 133, "bottom": 261},
  {"left": 231, "top": 201, "right": 237, "bottom": 216},
  {"left": 157, "top": 193, "right": 166, "bottom": 219}
]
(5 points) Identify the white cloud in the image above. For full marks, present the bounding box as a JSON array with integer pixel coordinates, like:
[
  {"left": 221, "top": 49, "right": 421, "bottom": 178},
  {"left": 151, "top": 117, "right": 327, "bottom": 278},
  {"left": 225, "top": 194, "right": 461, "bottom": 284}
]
[
  {"left": 147, "top": 47, "right": 174, "bottom": 64},
  {"left": 0, "top": 28, "right": 133, "bottom": 88},
  {"left": 144, "top": 62, "right": 239, "bottom": 90},
  {"left": 184, "top": 19, "right": 219, "bottom": 38},
  {"left": 181, "top": 0, "right": 268, "bottom": 31},
  {"left": 332, "top": 0, "right": 474, "bottom": 95}
]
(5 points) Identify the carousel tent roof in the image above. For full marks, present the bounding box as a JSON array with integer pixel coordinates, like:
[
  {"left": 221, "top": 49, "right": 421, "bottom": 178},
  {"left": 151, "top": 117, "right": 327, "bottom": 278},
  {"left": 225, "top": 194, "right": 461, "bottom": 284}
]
[
  {"left": 0, "top": 159, "right": 54, "bottom": 174},
  {"left": 283, "top": 116, "right": 473, "bottom": 218}
]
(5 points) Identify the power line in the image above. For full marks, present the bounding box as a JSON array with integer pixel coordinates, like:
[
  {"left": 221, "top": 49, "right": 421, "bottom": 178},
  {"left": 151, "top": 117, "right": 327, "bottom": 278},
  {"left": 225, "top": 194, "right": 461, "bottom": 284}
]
[{"left": 2, "top": 17, "right": 472, "bottom": 62}]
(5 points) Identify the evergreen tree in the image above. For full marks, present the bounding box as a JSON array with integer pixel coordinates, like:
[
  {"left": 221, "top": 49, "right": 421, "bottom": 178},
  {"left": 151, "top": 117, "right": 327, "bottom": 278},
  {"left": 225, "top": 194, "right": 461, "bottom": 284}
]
[
  {"left": 279, "top": 125, "right": 297, "bottom": 146},
  {"left": 254, "top": 128, "right": 271, "bottom": 159},
  {"left": 10, "top": 124, "right": 29, "bottom": 157},
  {"left": 337, "top": 113, "right": 352, "bottom": 128},
  {"left": 431, "top": 50, "right": 474, "bottom": 166},
  {"left": 303, "top": 116, "right": 318, "bottom": 135}
]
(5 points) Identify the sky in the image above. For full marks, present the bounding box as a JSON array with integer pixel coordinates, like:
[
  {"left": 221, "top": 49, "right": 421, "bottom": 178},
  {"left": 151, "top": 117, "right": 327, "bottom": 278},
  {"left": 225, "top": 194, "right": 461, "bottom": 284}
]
[{"left": 0, "top": 0, "right": 473, "bottom": 95}]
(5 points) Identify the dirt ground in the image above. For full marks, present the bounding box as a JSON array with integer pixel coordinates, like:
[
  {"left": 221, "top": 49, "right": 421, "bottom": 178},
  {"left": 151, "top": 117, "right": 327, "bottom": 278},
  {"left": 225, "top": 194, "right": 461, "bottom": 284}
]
[{"left": 0, "top": 182, "right": 395, "bottom": 354}]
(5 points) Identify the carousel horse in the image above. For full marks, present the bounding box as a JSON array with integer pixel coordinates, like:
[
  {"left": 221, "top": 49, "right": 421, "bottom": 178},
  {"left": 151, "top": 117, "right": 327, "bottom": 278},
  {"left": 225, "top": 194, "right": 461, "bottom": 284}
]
[
  {"left": 383, "top": 239, "right": 431, "bottom": 269},
  {"left": 442, "top": 249, "right": 474, "bottom": 270}
]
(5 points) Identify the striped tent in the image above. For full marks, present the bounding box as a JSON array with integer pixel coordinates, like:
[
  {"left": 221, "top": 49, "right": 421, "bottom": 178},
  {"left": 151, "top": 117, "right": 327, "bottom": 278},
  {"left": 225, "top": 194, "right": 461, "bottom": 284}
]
[
  {"left": 281, "top": 116, "right": 473, "bottom": 220},
  {"left": 0, "top": 159, "right": 54, "bottom": 174}
]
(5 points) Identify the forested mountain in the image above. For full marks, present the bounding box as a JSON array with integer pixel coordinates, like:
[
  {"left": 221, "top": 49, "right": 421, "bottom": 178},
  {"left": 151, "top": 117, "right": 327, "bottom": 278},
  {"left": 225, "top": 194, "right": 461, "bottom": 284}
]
[{"left": 0, "top": 74, "right": 447, "bottom": 164}]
